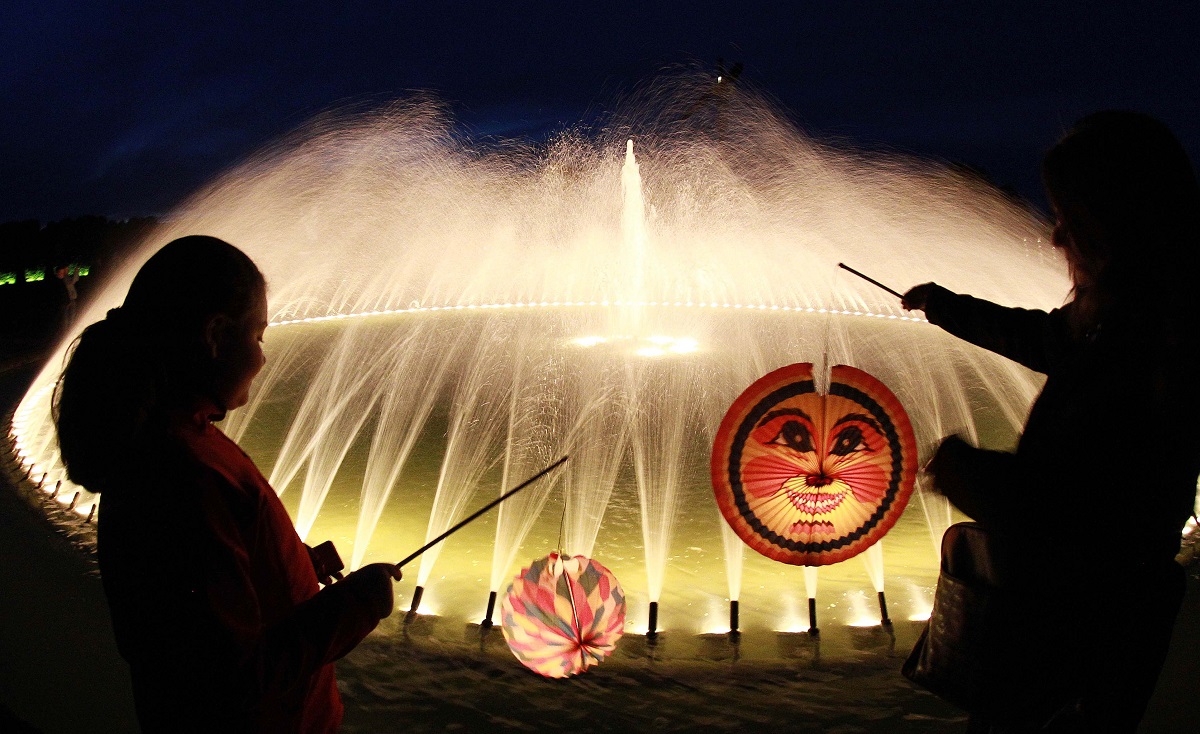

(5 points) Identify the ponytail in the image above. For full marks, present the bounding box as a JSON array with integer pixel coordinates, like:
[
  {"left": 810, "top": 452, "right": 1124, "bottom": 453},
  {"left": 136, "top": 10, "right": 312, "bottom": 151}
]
[
  {"left": 54, "top": 309, "right": 167, "bottom": 490},
  {"left": 53, "top": 236, "right": 265, "bottom": 492}
]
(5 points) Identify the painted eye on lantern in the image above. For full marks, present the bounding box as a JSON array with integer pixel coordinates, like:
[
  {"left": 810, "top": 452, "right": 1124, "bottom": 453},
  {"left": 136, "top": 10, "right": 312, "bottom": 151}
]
[
  {"left": 830, "top": 425, "right": 868, "bottom": 456},
  {"left": 768, "top": 420, "right": 815, "bottom": 453}
]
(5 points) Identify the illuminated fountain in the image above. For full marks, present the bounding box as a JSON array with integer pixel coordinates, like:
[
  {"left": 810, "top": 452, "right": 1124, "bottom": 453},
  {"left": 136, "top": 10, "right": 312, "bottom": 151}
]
[{"left": 9, "top": 81, "right": 1093, "bottom": 642}]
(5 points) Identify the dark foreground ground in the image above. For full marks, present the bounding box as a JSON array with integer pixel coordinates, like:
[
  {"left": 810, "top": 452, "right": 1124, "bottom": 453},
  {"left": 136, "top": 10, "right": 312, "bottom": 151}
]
[{"left": 2, "top": 348, "right": 1198, "bottom": 733}]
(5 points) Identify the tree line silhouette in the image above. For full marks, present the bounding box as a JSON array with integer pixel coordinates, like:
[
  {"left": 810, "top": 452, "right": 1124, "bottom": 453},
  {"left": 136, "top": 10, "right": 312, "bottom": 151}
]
[{"left": 0, "top": 216, "right": 157, "bottom": 352}]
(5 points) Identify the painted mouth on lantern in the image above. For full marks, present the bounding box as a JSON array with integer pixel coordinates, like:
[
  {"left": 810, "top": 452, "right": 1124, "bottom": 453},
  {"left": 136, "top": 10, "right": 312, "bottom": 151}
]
[{"left": 785, "top": 486, "right": 846, "bottom": 516}]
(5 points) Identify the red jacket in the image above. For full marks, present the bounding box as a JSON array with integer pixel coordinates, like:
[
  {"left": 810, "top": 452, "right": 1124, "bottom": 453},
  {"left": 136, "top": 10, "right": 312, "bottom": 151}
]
[{"left": 97, "top": 397, "right": 381, "bottom": 732}]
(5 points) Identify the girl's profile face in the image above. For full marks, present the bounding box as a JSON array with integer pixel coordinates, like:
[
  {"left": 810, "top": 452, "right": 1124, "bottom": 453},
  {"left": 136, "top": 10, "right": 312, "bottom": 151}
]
[
  {"left": 1049, "top": 196, "right": 1104, "bottom": 290},
  {"left": 210, "top": 287, "right": 268, "bottom": 411}
]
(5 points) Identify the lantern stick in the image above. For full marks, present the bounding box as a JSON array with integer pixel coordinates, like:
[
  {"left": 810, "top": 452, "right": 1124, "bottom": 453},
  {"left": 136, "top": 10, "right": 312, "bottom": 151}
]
[
  {"left": 395, "top": 455, "right": 569, "bottom": 568},
  {"left": 837, "top": 262, "right": 904, "bottom": 300}
]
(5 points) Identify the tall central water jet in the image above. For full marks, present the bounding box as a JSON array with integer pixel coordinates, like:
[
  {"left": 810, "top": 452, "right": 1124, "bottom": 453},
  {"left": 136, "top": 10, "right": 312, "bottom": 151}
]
[{"left": 621, "top": 138, "right": 648, "bottom": 306}]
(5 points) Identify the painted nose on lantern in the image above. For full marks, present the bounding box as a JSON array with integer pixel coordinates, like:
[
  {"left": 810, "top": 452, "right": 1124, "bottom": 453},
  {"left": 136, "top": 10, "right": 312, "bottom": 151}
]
[{"left": 807, "top": 474, "right": 833, "bottom": 487}]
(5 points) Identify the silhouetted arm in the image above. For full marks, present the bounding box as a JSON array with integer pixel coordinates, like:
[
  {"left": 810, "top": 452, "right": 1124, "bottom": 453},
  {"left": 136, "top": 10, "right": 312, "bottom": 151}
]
[
  {"left": 924, "top": 435, "right": 1023, "bottom": 528},
  {"left": 921, "top": 284, "right": 1073, "bottom": 375}
]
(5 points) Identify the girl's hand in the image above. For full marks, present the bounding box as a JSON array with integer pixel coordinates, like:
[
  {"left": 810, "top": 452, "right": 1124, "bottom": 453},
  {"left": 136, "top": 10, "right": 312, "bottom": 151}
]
[{"left": 343, "top": 563, "right": 403, "bottom": 618}]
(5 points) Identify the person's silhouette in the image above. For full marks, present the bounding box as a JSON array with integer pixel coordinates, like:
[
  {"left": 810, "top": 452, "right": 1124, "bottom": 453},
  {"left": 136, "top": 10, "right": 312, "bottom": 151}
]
[
  {"left": 903, "top": 112, "right": 1200, "bottom": 732},
  {"left": 54, "top": 236, "right": 401, "bottom": 732}
]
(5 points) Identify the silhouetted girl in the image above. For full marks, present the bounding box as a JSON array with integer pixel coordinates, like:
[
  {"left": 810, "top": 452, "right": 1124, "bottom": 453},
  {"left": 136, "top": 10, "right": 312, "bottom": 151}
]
[
  {"left": 55, "top": 236, "right": 400, "bottom": 733},
  {"left": 904, "top": 112, "right": 1200, "bottom": 733}
]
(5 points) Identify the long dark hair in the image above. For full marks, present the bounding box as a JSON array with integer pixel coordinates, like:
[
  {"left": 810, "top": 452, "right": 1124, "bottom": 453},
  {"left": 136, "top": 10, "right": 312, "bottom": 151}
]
[
  {"left": 54, "top": 236, "right": 265, "bottom": 491},
  {"left": 1042, "top": 111, "right": 1200, "bottom": 331}
]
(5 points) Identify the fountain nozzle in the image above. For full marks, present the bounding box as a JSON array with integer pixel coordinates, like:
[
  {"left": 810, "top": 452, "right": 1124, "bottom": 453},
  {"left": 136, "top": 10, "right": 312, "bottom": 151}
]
[
  {"left": 878, "top": 591, "right": 892, "bottom": 626},
  {"left": 405, "top": 585, "right": 425, "bottom": 623},
  {"left": 647, "top": 601, "right": 659, "bottom": 639},
  {"left": 808, "top": 597, "right": 820, "bottom": 637},
  {"left": 480, "top": 590, "right": 497, "bottom": 630},
  {"left": 730, "top": 599, "right": 740, "bottom": 635}
]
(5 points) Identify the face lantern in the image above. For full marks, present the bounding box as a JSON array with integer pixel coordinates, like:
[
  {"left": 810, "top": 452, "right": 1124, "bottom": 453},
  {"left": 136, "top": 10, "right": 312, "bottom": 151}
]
[{"left": 712, "top": 363, "right": 917, "bottom": 566}]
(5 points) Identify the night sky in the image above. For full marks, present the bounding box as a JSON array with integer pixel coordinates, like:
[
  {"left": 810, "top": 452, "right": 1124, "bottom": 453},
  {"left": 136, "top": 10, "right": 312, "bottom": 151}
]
[{"left": 3, "top": 1, "right": 1199, "bottom": 222}]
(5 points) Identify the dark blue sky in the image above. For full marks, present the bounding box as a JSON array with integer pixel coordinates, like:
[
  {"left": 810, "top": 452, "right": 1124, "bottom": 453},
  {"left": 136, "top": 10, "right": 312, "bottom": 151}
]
[{"left": 3, "top": 1, "right": 1198, "bottom": 222}]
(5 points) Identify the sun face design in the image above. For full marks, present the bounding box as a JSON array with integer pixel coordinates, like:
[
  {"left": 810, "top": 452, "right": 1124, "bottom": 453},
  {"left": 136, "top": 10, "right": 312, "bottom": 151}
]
[
  {"left": 742, "top": 398, "right": 889, "bottom": 544},
  {"left": 712, "top": 363, "right": 917, "bottom": 566}
]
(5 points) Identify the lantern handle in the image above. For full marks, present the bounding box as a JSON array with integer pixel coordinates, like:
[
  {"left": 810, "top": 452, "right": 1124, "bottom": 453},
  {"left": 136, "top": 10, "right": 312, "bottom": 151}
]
[
  {"left": 395, "top": 455, "right": 569, "bottom": 568},
  {"left": 837, "top": 262, "right": 904, "bottom": 300}
]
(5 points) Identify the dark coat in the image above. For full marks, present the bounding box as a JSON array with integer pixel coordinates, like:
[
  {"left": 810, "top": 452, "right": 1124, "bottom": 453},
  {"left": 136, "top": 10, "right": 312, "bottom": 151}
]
[
  {"left": 921, "top": 284, "right": 1197, "bottom": 731},
  {"left": 923, "top": 284, "right": 1198, "bottom": 566},
  {"left": 97, "top": 397, "right": 383, "bottom": 733}
]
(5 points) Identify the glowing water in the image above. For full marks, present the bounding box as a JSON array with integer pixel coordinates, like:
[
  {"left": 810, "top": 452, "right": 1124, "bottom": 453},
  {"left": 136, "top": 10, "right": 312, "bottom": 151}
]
[
  {"left": 418, "top": 317, "right": 513, "bottom": 589},
  {"left": 11, "top": 80, "right": 1079, "bottom": 634}
]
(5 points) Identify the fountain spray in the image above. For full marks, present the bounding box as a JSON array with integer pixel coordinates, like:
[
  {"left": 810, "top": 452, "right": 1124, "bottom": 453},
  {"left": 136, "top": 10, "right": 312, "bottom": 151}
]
[
  {"left": 863, "top": 543, "right": 889, "bottom": 626},
  {"left": 7, "top": 90, "right": 1075, "bottom": 633}
]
